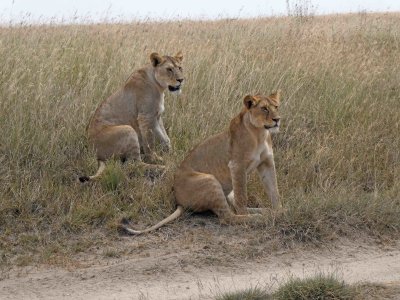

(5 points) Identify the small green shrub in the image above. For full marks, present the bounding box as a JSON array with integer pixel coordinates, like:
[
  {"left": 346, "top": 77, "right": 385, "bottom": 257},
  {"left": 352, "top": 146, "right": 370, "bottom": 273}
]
[
  {"left": 216, "top": 275, "right": 358, "bottom": 300},
  {"left": 274, "top": 274, "right": 355, "bottom": 300},
  {"left": 100, "top": 162, "right": 125, "bottom": 192}
]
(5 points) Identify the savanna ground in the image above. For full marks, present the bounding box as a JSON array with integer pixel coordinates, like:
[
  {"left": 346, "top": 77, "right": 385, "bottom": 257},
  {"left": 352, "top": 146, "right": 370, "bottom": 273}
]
[{"left": 0, "top": 12, "right": 399, "bottom": 299}]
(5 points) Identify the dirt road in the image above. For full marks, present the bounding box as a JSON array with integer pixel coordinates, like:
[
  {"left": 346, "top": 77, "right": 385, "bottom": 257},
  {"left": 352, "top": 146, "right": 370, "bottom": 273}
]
[{"left": 1, "top": 236, "right": 400, "bottom": 300}]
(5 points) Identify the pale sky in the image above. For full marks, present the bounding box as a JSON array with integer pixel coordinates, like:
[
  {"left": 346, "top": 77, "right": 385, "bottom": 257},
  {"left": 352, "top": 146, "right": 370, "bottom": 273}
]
[{"left": 1, "top": 0, "right": 399, "bottom": 23}]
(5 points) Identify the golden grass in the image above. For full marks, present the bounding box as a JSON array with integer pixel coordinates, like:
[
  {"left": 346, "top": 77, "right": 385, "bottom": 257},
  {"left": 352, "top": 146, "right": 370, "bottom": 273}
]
[{"left": 0, "top": 13, "right": 399, "bottom": 264}]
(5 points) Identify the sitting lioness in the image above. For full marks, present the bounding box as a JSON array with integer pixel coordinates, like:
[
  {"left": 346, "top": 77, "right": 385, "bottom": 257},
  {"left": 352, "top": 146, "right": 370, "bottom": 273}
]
[
  {"left": 79, "top": 52, "right": 184, "bottom": 182},
  {"left": 123, "top": 91, "right": 282, "bottom": 234}
]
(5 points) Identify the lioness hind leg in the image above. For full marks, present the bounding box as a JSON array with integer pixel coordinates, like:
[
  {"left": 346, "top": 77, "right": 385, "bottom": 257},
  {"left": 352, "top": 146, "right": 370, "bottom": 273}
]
[
  {"left": 174, "top": 173, "right": 233, "bottom": 215},
  {"left": 94, "top": 125, "right": 141, "bottom": 162},
  {"left": 209, "top": 188, "right": 263, "bottom": 225},
  {"left": 80, "top": 125, "right": 141, "bottom": 183},
  {"left": 217, "top": 205, "right": 263, "bottom": 224},
  {"left": 174, "top": 173, "right": 263, "bottom": 225},
  {"left": 226, "top": 191, "right": 267, "bottom": 215}
]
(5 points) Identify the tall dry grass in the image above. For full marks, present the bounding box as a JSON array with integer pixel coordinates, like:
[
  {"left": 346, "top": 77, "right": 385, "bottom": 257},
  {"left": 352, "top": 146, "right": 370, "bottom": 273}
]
[{"left": 0, "top": 13, "right": 399, "bottom": 264}]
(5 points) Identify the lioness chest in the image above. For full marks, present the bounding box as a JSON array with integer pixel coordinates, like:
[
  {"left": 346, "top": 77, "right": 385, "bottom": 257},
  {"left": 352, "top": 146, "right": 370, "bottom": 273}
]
[{"left": 246, "top": 138, "right": 274, "bottom": 173}]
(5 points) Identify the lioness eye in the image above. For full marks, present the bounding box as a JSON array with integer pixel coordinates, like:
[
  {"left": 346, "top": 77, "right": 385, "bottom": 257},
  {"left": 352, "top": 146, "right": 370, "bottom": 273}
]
[
  {"left": 262, "top": 107, "right": 269, "bottom": 113},
  {"left": 178, "top": 67, "right": 182, "bottom": 71},
  {"left": 167, "top": 68, "right": 173, "bottom": 73}
]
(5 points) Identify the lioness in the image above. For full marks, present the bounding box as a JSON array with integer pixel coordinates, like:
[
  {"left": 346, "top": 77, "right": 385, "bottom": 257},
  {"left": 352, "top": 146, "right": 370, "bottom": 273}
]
[
  {"left": 79, "top": 52, "right": 184, "bottom": 182},
  {"left": 123, "top": 91, "right": 282, "bottom": 234}
]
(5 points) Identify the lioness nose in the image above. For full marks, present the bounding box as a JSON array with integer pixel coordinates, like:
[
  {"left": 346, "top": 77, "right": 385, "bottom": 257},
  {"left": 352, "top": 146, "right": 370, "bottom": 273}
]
[
  {"left": 272, "top": 118, "right": 280, "bottom": 123},
  {"left": 177, "top": 78, "right": 184, "bottom": 83}
]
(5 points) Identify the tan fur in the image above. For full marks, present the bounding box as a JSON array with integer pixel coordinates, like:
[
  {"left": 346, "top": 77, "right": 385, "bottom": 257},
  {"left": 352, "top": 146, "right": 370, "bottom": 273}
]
[
  {"left": 79, "top": 52, "right": 184, "bottom": 182},
  {"left": 123, "top": 91, "right": 282, "bottom": 234}
]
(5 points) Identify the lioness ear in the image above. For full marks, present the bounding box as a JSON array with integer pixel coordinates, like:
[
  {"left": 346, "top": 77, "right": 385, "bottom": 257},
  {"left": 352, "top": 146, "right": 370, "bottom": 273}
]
[
  {"left": 243, "top": 95, "right": 257, "bottom": 109},
  {"left": 150, "top": 52, "right": 163, "bottom": 67},
  {"left": 175, "top": 51, "right": 183, "bottom": 62},
  {"left": 269, "top": 90, "right": 281, "bottom": 103}
]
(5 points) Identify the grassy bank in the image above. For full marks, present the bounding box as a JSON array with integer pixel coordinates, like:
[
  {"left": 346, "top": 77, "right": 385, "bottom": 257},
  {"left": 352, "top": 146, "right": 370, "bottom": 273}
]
[
  {"left": 216, "top": 274, "right": 400, "bottom": 299},
  {"left": 0, "top": 13, "right": 399, "bottom": 264}
]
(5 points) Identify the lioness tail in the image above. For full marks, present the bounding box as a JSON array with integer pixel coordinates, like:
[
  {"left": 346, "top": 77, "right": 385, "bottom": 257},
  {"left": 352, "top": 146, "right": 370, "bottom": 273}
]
[{"left": 122, "top": 206, "right": 184, "bottom": 235}]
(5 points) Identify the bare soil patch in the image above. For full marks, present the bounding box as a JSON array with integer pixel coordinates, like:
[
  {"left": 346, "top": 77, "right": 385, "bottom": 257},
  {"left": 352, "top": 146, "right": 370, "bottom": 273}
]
[{"left": 1, "top": 219, "right": 400, "bottom": 300}]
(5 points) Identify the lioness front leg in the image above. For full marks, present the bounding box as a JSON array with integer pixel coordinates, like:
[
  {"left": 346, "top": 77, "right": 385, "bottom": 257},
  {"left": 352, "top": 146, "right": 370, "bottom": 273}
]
[
  {"left": 228, "top": 161, "right": 249, "bottom": 215},
  {"left": 138, "top": 114, "right": 163, "bottom": 164},
  {"left": 155, "top": 117, "right": 171, "bottom": 152},
  {"left": 257, "top": 160, "right": 281, "bottom": 209}
]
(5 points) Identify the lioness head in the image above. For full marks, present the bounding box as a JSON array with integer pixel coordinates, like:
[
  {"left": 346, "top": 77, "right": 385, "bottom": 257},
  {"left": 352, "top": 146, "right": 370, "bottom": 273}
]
[
  {"left": 244, "top": 91, "right": 281, "bottom": 133},
  {"left": 150, "top": 52, "right": 184, "bottom": 93}
]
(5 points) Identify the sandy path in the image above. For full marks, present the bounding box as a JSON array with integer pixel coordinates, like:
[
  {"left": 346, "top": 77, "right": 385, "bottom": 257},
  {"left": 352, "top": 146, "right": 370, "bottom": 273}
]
[{"left": 1, "top": 241, "right": 400, "bottom": 300}]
